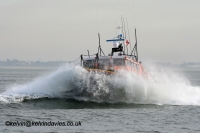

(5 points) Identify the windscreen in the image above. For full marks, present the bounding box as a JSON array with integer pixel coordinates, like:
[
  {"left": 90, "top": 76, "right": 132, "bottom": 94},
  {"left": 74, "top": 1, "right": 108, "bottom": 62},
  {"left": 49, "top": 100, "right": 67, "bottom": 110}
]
[
  {"left": 98, "top": 59, "right": 111, "bottom": 67},
  {"left": 113, "top": 59, "right": 125, "bottom": 66},
  {"left": 83, "top": 60, "right": 95, "bottom": 68}
]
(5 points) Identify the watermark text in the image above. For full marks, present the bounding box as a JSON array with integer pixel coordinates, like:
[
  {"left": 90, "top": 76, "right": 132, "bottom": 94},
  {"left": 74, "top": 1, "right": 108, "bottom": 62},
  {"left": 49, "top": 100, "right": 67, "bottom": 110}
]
[{"left": 5, "top": 121, "right": 82, "bottom": 127}]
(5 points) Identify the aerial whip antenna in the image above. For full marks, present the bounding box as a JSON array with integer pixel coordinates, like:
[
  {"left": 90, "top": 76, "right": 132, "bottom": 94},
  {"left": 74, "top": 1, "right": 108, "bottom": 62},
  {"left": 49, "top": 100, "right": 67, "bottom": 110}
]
[
  {"left": 123, "top": 17, "right": 129, "bottom": 55},
  {"left": 121, "top": 15, "right": 125, "bottom": 54},
  {"left": 132, "top": 0, "right": 136, "bottom": 29},
  {"left": 130, "top": 0, "right": 138, "bottom": 61},
  {"left": 95, "top": 0, "right": 99, "bottom": 33},
  {"left": 95, "top": 0, "right": 105, "bottom": 56},
  {"left": 126, "top": 18, "right": 131, "bottom": 54}
]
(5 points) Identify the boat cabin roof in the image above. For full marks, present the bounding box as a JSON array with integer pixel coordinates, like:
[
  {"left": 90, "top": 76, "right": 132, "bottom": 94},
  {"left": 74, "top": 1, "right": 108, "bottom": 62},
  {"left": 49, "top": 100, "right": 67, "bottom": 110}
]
[{"left": 83, "top": 56, "right": 125, "bottom": 61}]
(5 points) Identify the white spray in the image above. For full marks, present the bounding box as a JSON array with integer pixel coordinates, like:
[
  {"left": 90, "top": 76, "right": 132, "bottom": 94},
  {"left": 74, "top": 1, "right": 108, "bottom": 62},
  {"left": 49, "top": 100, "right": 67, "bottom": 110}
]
[{"left": 0, "top": 64, "right": 200, "bottom": 105}]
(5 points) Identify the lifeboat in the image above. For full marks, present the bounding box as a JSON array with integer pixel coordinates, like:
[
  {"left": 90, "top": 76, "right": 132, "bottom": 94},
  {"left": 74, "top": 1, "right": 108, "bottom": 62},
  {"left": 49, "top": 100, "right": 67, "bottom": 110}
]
[{"left": 80, "top": 27, "right": 149, "bottom": 79}]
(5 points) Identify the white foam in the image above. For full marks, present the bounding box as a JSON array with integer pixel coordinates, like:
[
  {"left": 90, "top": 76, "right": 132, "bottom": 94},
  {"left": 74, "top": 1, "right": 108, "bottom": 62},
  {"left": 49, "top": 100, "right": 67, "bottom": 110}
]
[
  {"left": 0, "top": 64, "right": 200, "bottom": 105},
  {"left": 0, "top": 64, "right": 86, "bottom": 103}
]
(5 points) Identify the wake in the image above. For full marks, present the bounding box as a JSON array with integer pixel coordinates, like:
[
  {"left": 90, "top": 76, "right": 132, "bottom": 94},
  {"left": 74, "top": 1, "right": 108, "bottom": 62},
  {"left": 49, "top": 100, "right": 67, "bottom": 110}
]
[{"left": 0, "top": 64, "right": 200, "bottom": 105}]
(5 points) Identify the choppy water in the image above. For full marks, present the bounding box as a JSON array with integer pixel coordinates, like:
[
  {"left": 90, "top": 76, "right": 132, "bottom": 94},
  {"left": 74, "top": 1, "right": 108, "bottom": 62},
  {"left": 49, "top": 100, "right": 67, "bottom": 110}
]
[{"left": 0, "top": 65, "right": 200, "bottom": 133}]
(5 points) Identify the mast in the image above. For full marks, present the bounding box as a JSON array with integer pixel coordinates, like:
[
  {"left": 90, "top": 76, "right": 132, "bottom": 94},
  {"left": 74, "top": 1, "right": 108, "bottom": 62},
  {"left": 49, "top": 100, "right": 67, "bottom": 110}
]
[
  {"left": 97, "top": 33, "right": 105, "bottom": 56},
  {"left": 130, "top": 28, "right": 138, "bottom": 62},
  {"left": 98, "top": 33, "right": 101, "bottom": 56},
  {"left": 135, "top": 29, "right": 138, "bottom": 61}
]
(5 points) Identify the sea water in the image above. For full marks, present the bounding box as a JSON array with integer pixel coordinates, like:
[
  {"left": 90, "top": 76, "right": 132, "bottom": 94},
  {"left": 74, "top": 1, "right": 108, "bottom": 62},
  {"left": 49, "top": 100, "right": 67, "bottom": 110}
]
[{"left": 0, "top": 65, "right": 200, "bottom": 133}]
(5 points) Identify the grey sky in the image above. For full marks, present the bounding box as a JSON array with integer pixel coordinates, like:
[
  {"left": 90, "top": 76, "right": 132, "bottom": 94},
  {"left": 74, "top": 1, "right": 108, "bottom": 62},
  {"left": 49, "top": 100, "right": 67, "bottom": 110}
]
[{"left": 0, "top": 0, "right": 200, "bottom": 63}]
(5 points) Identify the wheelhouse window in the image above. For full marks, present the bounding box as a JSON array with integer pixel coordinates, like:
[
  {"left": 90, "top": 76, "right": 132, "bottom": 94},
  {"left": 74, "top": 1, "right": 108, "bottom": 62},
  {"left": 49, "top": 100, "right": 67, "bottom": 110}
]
[
  {"left": 83, "top": 60, "right": 95, "bottom": 68},
  {"left": 98, "top": 59, "right": 111, "bottom": 67},
  {"left": 113, "top": 59, "right": 125, "bottom": 66}
]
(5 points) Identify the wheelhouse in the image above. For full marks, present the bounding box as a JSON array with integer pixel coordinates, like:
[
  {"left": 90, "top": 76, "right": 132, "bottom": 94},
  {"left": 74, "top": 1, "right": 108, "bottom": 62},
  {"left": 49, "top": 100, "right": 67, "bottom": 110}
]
[{"left": 81, "top": 55, "right": 144, "bottom": 75}]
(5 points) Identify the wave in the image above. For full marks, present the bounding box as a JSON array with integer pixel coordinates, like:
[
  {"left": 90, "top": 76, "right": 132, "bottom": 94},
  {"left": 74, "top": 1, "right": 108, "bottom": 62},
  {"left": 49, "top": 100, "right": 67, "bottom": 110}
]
[{"left": 0, "top": 64, "right": 200, "bottom": 105}]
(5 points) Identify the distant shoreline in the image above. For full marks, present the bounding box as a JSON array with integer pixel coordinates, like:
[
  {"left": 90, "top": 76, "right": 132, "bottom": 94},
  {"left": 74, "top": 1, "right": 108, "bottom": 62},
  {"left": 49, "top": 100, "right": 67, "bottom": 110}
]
[
  {"left": 0, "top": 60, "right": 68, "bottom": 67},
  {"left": 0, "top": 60, "right": 200, "bottom": 68}
]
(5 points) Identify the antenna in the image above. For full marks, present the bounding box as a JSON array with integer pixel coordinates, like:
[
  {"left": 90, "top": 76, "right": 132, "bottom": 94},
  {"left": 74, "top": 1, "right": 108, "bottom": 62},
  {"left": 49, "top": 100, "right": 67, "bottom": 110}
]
[
  {"left": 123, "top": 17, "right": 128, "bottom": 55},
  {"left": 121, "top": 15, "right": 125, "bottom": 54},
  {"left": 95, "top": 0, "right": 99, "bottom": 33},
  {"left": 132, "top": 0, "right": 136, "bottom": 29},
  {"left": 130, "top": 0, "right": 138, "bottom": 62},
  {"left": 95, "top": 1, "right": 105, "bottom": 57},
  {"left": 126, "top": 18, "right": 131, "bottom": 54}
]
